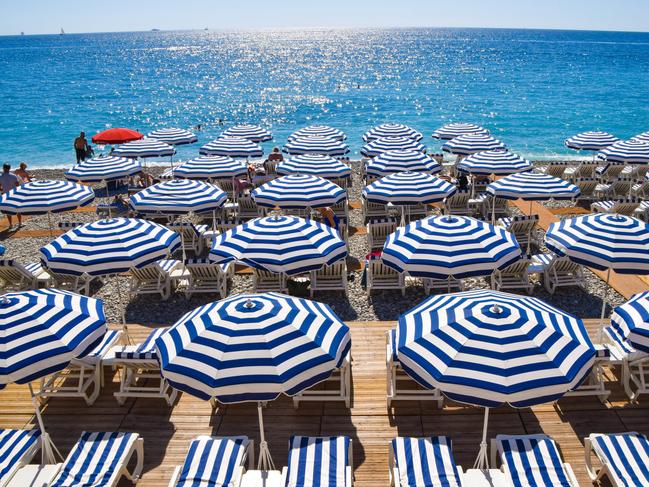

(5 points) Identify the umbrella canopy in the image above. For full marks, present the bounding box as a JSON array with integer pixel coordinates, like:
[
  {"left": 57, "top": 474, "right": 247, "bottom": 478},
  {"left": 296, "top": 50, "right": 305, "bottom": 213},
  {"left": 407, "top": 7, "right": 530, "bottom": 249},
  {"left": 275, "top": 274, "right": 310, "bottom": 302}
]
[
  {"left": 545, "top": 214, "right": 649, "bottom": 273},
  {"left": 0, "top": 180, "right": 94, "bottom": 215},
  {"left": 0, "top": 288, "right": 106, "bottom": 387},
  {"left": 634, "top": 131, "right": 649, "bottom": 144},
  {"left": 288, "top": 125, "right": 346, "bottom": 141},
  {"left": 65, "top": 156, "right": 142, "bottom": 183},
  {"left": 209, "top": 216, "right": 347, "bottom": 276},
  {"left": 113, "top": 138, "right": 176, "bottom": 158},
  {"left": 610, "top": 292, "right": 649, "bottom": 354},
  {"left": 173, "top": 156, "right": 247, "bottom": 180},
  {"left": 598, "top": 140, "right": 649, "bottom": 164},
  {"left": 221, "top": 124, "right": 272, "bottom": 142},
  {"left": 282, "top": 136, "right": 350, "bottom": 156},
  {"left": 252, "top": 175, "right": 346, "bottom": 209},
  {"left": 442, "top": 134, "right": 506, "bottom": 156},
  {"left": 91, "top": 128, "right": 143, "bottom": 145},
  {"left": 366, "top": 149, "right": 442, "bottom": 177},
  {"left": 565, "top": 131, "right": 619, "bottom": 151},
  {"left": 458, "top": 150, "right": 532, "bottom": 175},
  {"left": 432, "top": 123, "right": 489, "bottom": 140},
  {"left": 129, "top": 180, "right": 227, "bottom": 215},
  {"left": 276, "top": 154, "right": 351, "bottom": 179},
  {"left": 361, "top": 137, "right": 425, "bottom": 158},
  {"left": 41, "top": 218, "right": 181, "bottom": 276},
  {"left": 147, "top": 128, "right": 198, "bottom": 146},
  {"left": 396, "top": 289, "right": 595, "bottom": 408},
  {"left": 363, "top": 172, "right": 456, "bottom": 206},
  {"left": 486, "top": 173, "right": 580, "bottom": 201},
  {"left": 363, "top": 123, "right": 423, "bottom": 142},
  {"left": 200, "top": 137, "right": 264, "bottom": 158},
  {"left": 382, "top": 215, "right": 521, "bottom": 279}
]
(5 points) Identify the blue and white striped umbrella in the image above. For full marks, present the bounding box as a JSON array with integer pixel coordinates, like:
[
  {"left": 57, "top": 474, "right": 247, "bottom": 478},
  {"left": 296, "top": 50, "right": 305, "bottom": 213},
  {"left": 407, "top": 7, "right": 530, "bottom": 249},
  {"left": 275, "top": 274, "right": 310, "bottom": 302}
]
[
  {"left": 382, "top": 215, "right": 521, "bottom": 279},
  {"left": 221, "top": 124, "right": 273, "bottom": 142},
  {"left": 41, "top": 218, "right": 181, "bottom": 276},
  {"left": 361, "top": 137, "right": 425, "bottom": 158},
  {"left": 65, "top": 156, "right": 142, "bottom": 183},
  {"left": 200, "top": 137, "right": 264, "bottom": 158},
  {"left": 366, "top": 149, "right": 442, "bottom": 176},
  {"left": 598, "top": 140, "right": 649, "bottom": 164},
  {"left": 288, "top": 125, "right": 347, "bottom": 141},
  {"left": 0, "top": 288, "right": 106, "bottom": 388},
  {"left": 632, "top": 131, "right": 649, "bottom": 144},
  {"left": 113, "top": 138, "right": 176, "bottom": 158},
  {"left": 0, "top": 180, "right": 95, "bottom": 215},
  {"left": 173, "top": 156, "right": 247, "bottom": 179},
  {"left": 252, "top": 175, "right": 345, "bottom": 209},
  {"left": 363, "top": 172, "right": 457, "bottom": 205},
  {"left": 396, "top": 289, "right": 595, "bottom": 408},
  {"left": 486, "top": 172, "right": 580, "bottom": 201},
  {"left": 432, "top": 123, "right": 489, "bottom": 140},
  {"left": 442, "top": 134, "right": 506, "bottom": 156},
  {"left": 147, "top": 128, "right": 198, "bottom": 146},
  {"left": 610, "top": 292, "right": 649, "bottom": 354},
  {"left": 277, "top": 154, "right": 351, "bottom": 179},
  {"left": 545, "top": 214, "right": 649, "bottom": 273},
  {"left": 283, "top": 136, "right": 350, "bottom": 156},
  {"left": 129, "top": 180, "right": 227, "bottom": 215},
  {"left": 209, "top": 216, "right": 347, "bottom": 276},
  {"left": 363, "top": 123, "right": 423, "bottom": 142},
  {"left": 565, "top": 131, "right": 619, "bottom": 151},
  {"left": 156, "top": 292, "right": 350, "bottom": 403},
  {"left": 458, "top": 150, "right": 532, "bottom": 175}
]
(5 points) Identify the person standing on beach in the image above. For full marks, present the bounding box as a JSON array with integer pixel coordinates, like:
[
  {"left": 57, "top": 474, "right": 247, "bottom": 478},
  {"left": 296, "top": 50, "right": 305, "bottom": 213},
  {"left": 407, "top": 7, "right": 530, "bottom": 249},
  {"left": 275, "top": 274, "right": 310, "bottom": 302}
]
[
  {"left": 14, "top": 162, "right": 31, "bottom": 182},
  {"left": 0, "top": 164, "right": 23, "bottom": 228},
  {"left": 74, "top": 131, "right": 89, "bottom": 163}
]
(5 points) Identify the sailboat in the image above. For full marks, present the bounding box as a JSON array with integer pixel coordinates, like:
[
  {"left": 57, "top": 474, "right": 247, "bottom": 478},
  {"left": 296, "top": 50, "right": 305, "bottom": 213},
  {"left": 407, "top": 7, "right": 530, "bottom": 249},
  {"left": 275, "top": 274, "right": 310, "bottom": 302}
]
[{"left": 60, "top": 28, "right": 65, "bottom": 35}]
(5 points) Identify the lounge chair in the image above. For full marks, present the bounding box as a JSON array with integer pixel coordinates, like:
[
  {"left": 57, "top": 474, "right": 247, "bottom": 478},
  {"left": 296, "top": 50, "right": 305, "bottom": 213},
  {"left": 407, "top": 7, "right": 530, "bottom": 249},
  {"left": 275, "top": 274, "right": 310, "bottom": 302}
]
[
  {"left": 595, "top": 163, "right": 625, "bottom": 183},
  {"left": 282, "top": 436, "right": 353, "bottom": 487},
  {"left": 541, "top": 162, "right": 569, "bottom": 179},
  {"left": 0, "top": 429, "right": 41, "bottom": 487},
  {"left": 367, "top": 259, "right": 405, "bottom": 296},
  {"left": 529, "top": 254, "right": 585, "bottom": 294},
  {"left": 362, "top": 198, "right": 389, "bottom": 222},
  {"left": 621, "top": 163, "right": 649, "bottom": 181},
  {"left": 252, "top": 269, "right": 287, "bottom": 293},
  {"left": 491, "top": 434, "right": 579, "bottom": 487},
  {"left": 168, "top": 436, "right": 253, "bottom": 487},
  {"left": 176, "top": 258, "right": 230, "bottom": 299},
  {"left": 46, "top": 269, "right": 99, "bottom": 295},
  {"left": 386, "top": 329, "right": 443, "bottom": 407},
  {"left": 491, "top": 258, "right": 534, "bottom": 294},
  {"left": 631, "top": 180, "right": 649, "bottom": 199},
  {"left": 106, "top": 327, "right": 177, "bottom": 406},
  {"left": 0, "top": 259, "right": 51, "bottom": 291},
  {"left": 422, "top": 277, "right": 464, "bottom": 294},
  {"left": 595, "top": 178, "right": 634, "bottom": 199},
  {"left": 564, "top": 161, "right": 599, "bottom": 179},
  {"left": 591, "top": 198, "right": 640, "bottom": 216},
  {"left": 474, "top": 194, "right": 509, "bottom": 220},
  {"left": 584, "top": 432, "right": 649, "bottom": 486},
  {"left": 310, "top": 260, "right": 348, "bottom": 297},
  {"left": 497, "top": 215, "right": 539, "bottom": 248},
  {"left": 337, "top": 220, "right": 349, "bottom": 248},
  {"left": 634, "top": 201, "right": 649, "bottom": 222},
  {"left": 96, "top": 202, "right": 129, "bottom": 217},
  {"left": 404, "top": 203, "right": 429, "bottom": 222},
  {"left": 36, "top": 329, "right": 123, "bottom": 406},
  {"left": 332, "top": 199, "right": 349, "bottom": 222},
  {"left": 604, "top": 325, "right": 649, "bottom": 402},
  {"left": 331, "top": 177, "right": 350, "bottom": 189},
  {"left": 238, "top": 196, "right": 263, "bottom": 220},
  {"left": 49, "top": 431, "right": 143, "bottom": 486},
  {"left": 129, "top": 259, "right": 186, "bottom": 301},
  {"left": 389, "top": 437, "right": 463, "bottom": 487},
  {"left": 367, "top": 218, "right": 398, "bottom": 251},
  {"left": 168, "top": 222, "right": 210, "bottom": 255},
  {"left": 443, "top": 190, "right": 471, "bottom": 216},
  {"left": 217, "top": 178, "right": 235, "bottom": 196},
  {"left": 574, "top": 178, "right": 599, "bottom": 203},
  {"left": 293, "top": 350, "right": 351, "bottom": 408}
]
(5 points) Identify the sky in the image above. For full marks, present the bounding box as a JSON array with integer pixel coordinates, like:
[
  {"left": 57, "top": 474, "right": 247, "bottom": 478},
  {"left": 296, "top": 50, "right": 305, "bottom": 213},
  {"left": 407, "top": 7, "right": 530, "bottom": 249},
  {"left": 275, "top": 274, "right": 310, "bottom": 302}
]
[{"left": 1, "top": 0, "right": 649, "bottom": 35}]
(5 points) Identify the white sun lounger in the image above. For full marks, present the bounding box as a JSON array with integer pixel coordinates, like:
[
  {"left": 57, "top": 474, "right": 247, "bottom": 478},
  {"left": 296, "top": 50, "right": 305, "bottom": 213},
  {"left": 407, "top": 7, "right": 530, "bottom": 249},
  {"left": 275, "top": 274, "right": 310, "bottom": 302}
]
[
  {"left": 386, "top": 329, "right": 443, "bottom": 408},
  {"left": 389, "top": 437, "right": 465, "bottom": 487},
  {"left": 541, "top": 162, "right": 569, "bottom": 179},
  {"left": 168, "top": 222, "right": 210, "bottom": 255},
  {"left": 595, "top": 178, "right": 634, "bottom": 199},
  {"left": 0, "top": 259, "right": 51, "bottom": 291},
  {"left": 443, "top": 190, "right": 472, "bottom": 216},
  {"left": 37, "top": 329, "right": 123, "bottom": 406},
  {"left": 129, "top": 259, "right": 186, "bottom": 300},
  {"left": 45, "top": 268, "right": 100, "bottom": 296},
  {"left": 105, "top": 327, "right": 177, "bottom": 406},
  {"left": 362, "top": 198, "right": 389, "bottom": 222},
  {"left": 595, "top": 163, "right": 625, "bottom": 183},
  {"left": 367, "top": 260, "right": 405, "bottom": 296},
  {"left": 497, "top": 215, "right": 539, "bottom": 248},
  {"left": 631, "top": 180, "right": 649, "bottom": 199},
  {"left": 530, "top": 254, "right": 586, "bottom": 294},
  {"left": 252, "top": 268, "right": 287, "bottom": 293},
  {"left": 491, "top": 434, "right": 579, "bottom": 487},
  {"left": 591, "top": 199, "right": 640, "bottom": 216},
  {"left": 422, "top": 277, "right": 464, "bottom": 294},
  {"left": 574, "top": 178, "right": 599, "bottom": 203},
  {"left": 0, "top": 429, "right": 41, "bottom": 487},
  {"left": 367, "top": 218, "right": 398, "bottom": 251},
  {"left": 491, "top": 258, "right": 534, "bottom": 294},
  {"left": 168, "top": 436, "right": 253, "bottom": 487},
  {"left": 282, "top": 436, "right": 353, "bottom": 487},
  {"left": 310, "top": 260, "right": 348, "bottom": 297},
  {"left": 564, "top": 161, "right": 599, "bottom": 179},
  {"left": 604, "top": 325, "right": 649, "bottom": 402},
  {"left": 293, "top": 350, "right": 351, "bottom": 408},
  {"left": 176, "top": 258, "right": 231, "bottom": 299},
  {"left": 584, "top": 432, "right": 649, "bottom": 486}
]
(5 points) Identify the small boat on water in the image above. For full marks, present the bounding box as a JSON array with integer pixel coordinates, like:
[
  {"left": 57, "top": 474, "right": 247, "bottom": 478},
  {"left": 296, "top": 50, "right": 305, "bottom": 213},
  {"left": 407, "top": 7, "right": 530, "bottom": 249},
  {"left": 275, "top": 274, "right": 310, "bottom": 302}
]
[{"left": 60, "top": 28, "right": 65, "bottom": 35}]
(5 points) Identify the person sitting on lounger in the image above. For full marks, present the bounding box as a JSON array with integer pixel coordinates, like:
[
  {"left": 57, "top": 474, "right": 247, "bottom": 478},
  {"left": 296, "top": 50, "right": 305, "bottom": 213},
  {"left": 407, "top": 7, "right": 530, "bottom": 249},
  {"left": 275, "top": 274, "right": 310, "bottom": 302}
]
[
  {"left": 317, "top": 207, "right": 340, "bottom": 230},
  {"left": 14, "top": 162, "right": 31, "bottom": 183},
  {"left": 267, "top": 146, "right": 283, "bottom": 163}
]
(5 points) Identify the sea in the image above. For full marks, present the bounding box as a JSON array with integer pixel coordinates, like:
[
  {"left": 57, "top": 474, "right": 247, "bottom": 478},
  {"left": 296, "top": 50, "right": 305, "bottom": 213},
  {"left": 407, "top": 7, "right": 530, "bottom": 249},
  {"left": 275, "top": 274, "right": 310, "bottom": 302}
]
[{"left": 1, "top": 27, "right": 649, "bottom": 168}]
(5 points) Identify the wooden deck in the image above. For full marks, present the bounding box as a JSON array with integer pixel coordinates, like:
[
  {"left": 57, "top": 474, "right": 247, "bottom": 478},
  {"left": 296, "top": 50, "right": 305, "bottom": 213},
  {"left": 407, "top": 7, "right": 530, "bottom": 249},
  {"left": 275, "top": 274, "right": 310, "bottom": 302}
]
[{"left": 1, "top": 318, "right": 647, "bottom": 486}]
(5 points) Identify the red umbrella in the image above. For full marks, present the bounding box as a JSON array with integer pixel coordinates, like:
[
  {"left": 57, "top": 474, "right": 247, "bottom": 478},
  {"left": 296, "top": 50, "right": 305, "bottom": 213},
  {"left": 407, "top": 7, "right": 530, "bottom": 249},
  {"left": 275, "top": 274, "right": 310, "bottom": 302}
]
[{"left": 92, "top": 128, "right": 143, "bottom": 145}]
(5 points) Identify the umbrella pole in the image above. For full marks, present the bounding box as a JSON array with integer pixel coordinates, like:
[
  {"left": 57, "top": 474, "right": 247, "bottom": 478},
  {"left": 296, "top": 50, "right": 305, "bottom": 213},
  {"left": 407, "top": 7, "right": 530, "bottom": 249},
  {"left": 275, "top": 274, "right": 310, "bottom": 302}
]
[
  {"left": 473, "top": 407, "right": 491, "bottom": 470},
  {"left": 28, "top": 383, "right": 62, "bottom": 464},
  {"left": 256, "top": 402, "right": 275, "bottom": 471},
  {"left": 491, "top": 196, "right": 496, "bottom": 224},
  {"left": 47, "top": 212, "right": 53, "bottom": 237},
  {"left": 114, "top": 275, "right": 132, "bottom": 345},
  {"left": 400, "top": 206, "right": 406, "bottom": 227},
  {"left": 598, "top": 268, "right": 612, "bottom": 341}
]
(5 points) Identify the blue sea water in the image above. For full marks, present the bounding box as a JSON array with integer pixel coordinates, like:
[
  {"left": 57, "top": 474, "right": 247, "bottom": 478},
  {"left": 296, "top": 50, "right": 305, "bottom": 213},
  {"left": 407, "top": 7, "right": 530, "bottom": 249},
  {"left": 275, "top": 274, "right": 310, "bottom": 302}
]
[{"left": 1, "top": 27, "right": 649, "bottom": 168}]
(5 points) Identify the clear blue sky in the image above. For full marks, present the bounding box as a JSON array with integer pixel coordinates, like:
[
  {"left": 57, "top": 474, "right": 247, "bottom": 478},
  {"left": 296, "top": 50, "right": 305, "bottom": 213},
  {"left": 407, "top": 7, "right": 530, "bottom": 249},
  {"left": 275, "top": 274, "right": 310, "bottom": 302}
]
[{"left": 2, "top": 0, "right": 649, "bottom": 35}]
